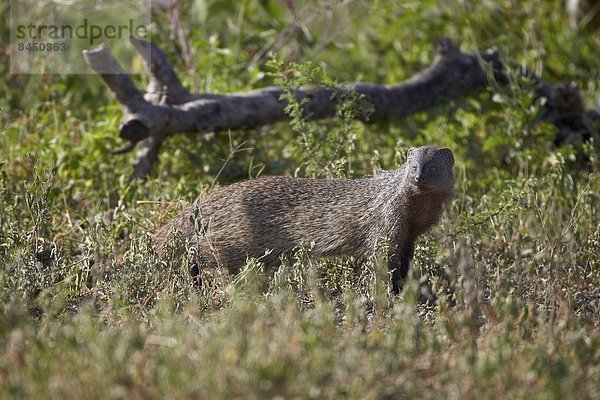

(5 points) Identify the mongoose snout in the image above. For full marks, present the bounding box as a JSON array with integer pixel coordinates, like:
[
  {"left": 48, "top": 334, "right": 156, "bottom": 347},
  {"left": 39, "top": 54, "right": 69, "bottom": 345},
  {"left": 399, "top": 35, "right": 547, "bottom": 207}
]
[
  {"left": 406, "top": 146, "right": 454, "bottom": 192},
  {"left": 154, "top": 145, "right": 455, "bottom": 294}
]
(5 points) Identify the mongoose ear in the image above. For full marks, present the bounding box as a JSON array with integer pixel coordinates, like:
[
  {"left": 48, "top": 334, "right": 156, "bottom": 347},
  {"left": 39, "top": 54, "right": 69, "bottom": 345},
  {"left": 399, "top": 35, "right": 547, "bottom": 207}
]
[
  {"left": 407, "top": 147, "right": 417, "bottom": 159},
  {"left": 439, "top": 148, "right": 454, "bottom": 167}
]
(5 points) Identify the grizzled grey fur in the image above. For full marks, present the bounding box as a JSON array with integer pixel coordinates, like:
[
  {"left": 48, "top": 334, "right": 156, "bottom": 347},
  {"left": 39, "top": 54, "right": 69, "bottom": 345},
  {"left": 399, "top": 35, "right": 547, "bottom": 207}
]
[{"left": 154, "top": 145, "right": 455, "bottom": 293}]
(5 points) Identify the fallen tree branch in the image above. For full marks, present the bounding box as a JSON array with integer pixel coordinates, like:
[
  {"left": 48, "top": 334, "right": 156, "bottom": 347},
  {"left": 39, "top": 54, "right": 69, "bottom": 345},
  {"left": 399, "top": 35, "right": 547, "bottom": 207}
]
[{"left": 83, "top": 37, "right": 598, "bottom": 179}]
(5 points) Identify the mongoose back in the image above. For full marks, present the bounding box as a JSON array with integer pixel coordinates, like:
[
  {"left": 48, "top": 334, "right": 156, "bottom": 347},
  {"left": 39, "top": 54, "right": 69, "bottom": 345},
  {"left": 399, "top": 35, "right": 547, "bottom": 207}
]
[{"left": 154, "top": 146, "right": 455, "bottom": 293}]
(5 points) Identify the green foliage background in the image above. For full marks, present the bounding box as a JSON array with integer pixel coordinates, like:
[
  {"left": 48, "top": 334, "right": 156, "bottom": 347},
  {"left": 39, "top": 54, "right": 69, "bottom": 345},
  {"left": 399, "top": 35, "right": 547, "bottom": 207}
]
[{"left": 0, "top": 0, "right": 599, "bottom": 398}]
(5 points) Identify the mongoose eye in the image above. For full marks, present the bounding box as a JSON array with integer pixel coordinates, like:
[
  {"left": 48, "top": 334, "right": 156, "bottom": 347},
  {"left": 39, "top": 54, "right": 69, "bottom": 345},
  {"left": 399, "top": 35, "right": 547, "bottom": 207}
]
[{"left": 412, "top": 166, "right": 417, "bottom": 171}]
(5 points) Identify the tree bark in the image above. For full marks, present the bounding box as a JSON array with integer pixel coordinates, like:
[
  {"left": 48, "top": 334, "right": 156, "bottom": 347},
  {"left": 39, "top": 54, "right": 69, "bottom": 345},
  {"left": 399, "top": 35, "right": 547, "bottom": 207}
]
[{"left": 83, "top": 37, "right": 598, "bottom": 179}]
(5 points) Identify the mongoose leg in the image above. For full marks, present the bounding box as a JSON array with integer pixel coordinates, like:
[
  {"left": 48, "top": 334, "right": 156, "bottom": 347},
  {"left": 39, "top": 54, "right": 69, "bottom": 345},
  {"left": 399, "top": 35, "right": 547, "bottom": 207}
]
[
  {"left": 189, "top": 262, "right": 203, "bottom": 289},
  {"left": 189, "top": 250, "right": 211, "bottom": 289},
  {"left": 389, "top": 241, "right": 415, "bottom": 295}
]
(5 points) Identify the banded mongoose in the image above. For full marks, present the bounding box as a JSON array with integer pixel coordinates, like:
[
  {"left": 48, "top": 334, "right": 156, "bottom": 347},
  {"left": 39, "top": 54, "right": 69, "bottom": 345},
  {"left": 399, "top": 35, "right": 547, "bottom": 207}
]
[{"left": 154, "top": 145, "right": 455, "bottom": 293}]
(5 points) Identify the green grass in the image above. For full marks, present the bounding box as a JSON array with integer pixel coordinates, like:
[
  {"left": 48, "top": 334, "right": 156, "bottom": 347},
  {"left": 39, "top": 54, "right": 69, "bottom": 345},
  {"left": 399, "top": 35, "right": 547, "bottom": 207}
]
[{"left": 1, "top": 0, "right": 599, "bottom": 398}]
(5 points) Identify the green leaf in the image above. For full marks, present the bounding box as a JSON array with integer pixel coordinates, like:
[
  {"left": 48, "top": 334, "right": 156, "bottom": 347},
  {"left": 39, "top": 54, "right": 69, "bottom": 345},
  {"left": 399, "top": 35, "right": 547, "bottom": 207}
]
[
  {"left": 260, "top": 0, "right": 285, "bottom": 20},
  {"left": 483, "top": 135, "right": 512, "bottom": 152}
]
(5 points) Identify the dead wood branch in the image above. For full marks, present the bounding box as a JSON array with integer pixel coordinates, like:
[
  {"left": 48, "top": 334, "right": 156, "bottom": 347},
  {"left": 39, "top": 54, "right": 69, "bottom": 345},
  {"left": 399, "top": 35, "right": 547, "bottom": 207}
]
[{"left": 84, "top": 37, "right": 598, "bottom": 179}]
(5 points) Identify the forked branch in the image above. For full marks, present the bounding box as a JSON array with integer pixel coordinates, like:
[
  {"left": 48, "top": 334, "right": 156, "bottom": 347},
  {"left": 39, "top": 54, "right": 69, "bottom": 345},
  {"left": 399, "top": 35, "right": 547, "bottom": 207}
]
[{"left": 83, "top": 37, "right": 598, "bottom": 179}]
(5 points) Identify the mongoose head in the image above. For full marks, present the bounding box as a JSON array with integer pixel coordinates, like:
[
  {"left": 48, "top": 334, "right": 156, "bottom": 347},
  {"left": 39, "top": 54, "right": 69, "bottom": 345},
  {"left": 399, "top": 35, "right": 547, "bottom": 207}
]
[{"left": 405, "top": 146, "right": 454, "bottom": 192}]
